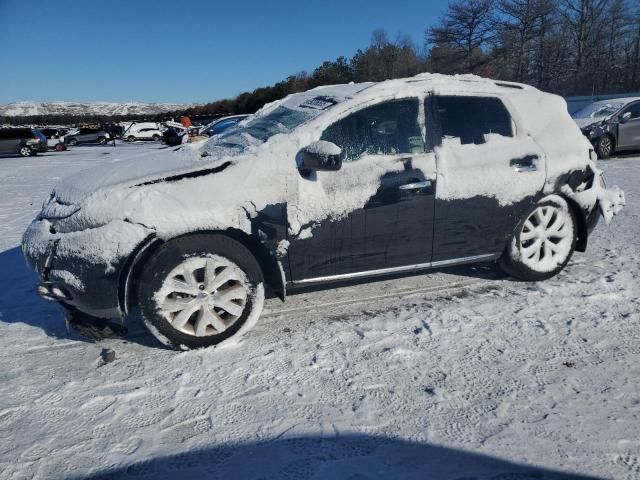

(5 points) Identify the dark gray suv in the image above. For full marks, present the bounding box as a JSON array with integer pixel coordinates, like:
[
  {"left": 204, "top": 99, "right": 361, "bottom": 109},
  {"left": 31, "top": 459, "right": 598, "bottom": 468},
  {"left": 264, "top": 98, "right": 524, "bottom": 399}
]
[
  {"left": 0, "top": 128, "right": 47, "bottom": 157},
  {"left": 572, "top": 97, "right": 640, "bottom": 158}
]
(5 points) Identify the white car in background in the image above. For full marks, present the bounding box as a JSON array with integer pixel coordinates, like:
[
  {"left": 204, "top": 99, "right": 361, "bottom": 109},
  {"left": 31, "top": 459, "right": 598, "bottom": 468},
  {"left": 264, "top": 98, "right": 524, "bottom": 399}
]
[{"left": 123, "top": 122, "right": 162, "bottom": 142}]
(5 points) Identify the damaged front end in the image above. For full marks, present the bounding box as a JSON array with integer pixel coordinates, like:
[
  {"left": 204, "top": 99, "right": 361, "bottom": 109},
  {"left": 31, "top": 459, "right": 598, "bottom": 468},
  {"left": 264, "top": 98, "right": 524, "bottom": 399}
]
[{"left": 22, "top": 193, "right": 155, "bottom": 319}]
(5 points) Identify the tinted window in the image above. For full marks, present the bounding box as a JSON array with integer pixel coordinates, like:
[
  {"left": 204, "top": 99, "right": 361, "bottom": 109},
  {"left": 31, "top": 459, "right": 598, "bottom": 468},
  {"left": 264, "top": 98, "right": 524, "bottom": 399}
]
[
  {"left": 435, "top": 96, "right": 513, "bottom": 145},
  {"left": 0, "top": 129, "right": 30, "bottom": 139},
  {"left": 622, "top": 102, "right": 640, "bottom": 120},
  {"left": 321, "top": 99, "right": 424, "bottom": 162}
]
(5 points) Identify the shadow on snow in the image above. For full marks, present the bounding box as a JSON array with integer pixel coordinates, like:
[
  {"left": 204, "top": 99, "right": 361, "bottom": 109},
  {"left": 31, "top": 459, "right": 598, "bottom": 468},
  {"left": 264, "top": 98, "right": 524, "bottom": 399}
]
[
  {"left": 0, "top": 245, "right": 508, "bottom": 349},
  {"left": 76, "top": 434, "right": 601, "bottom": 480}
]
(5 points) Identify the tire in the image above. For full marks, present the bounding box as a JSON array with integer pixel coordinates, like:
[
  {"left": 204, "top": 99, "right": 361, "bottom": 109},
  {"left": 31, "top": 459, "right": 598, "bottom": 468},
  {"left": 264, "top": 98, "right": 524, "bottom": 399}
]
[
  {"left": 98, "top": 136, "right": 107, "bottom": 145},
  {"left": 498, "top": 196, "right": 577, "bottom": 282},
  {"left": 18, "top": 145, "right": 32, "bottom": 157},
  {"left": 137, "top": 234, "right": 265, "bottom": 349},
  {"left": 67, "top": 138, "right": 78, "bottom": 146},
  {"left": 127, "top": 136, "right": 135, "bottom": 142},
  {"left": 152, "top": 134, "right": 161, "bottom": 141},
  {"left": 595, "top": 134, "right": 614, "bottom": 159}
]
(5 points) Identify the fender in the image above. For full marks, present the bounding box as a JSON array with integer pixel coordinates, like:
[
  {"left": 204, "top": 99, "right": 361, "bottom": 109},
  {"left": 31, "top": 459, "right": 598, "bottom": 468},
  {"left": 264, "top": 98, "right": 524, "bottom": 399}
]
[{"left": 118, "top": 229, "right": 287, "bottom": 316}]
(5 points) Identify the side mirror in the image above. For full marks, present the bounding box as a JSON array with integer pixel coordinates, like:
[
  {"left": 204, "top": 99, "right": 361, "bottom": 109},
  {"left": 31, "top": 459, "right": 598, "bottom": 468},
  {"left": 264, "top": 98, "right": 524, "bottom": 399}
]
[
  {"left": 620, "top": 112, "right": 632, "bottom": 123},
  {"left": 296, "top": 141, "right": 342, "bottom": 176}
]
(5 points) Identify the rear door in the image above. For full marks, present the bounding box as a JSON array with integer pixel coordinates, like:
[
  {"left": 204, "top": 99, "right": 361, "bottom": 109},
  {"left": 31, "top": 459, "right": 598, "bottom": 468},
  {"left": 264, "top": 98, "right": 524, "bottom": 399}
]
[
  {"left": 287, "top": 98, "right": 436, "bottom": 281},
  {"left": 617, "top": 101, "right": 640, "bottom": 150},
  {"left": 429, "top": 95, "right": 546, "bottom": 262},
  {"left": 0, "top": 130, "right": 11, "bottom": 154}
]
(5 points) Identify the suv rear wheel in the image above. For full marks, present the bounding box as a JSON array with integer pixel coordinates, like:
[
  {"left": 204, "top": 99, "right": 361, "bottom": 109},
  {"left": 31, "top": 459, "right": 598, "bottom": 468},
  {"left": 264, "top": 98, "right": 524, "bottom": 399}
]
[
  {"left": 127, "top": 135, "right": 136, "bottom": 142},
  {"left": 499, "top": 196, "right": 577, "bottom": 281},
  {"left": 152, "top": 134, "right": 160, "bottom": 141},
  {"left": 137, "top": 234, "right": 265, "bottom": 349},
  {"left": 18, "top": 145, "right": 32, "bottom": 157},
  {"left": 67, "top": 138, "right": 78, "bottom": 146},
  {"left": 98, "top": 136, "right": 107, "bottom": 145}
]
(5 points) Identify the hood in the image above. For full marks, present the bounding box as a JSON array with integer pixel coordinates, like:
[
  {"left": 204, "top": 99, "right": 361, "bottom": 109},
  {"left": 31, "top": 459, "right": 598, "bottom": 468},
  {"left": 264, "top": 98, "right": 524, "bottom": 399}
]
[
  {"left": 53, "top": 144, "right": 241, "bottom": 205},
  {"left": 573, "top": 117, "right": 604, "bottom": 129}
]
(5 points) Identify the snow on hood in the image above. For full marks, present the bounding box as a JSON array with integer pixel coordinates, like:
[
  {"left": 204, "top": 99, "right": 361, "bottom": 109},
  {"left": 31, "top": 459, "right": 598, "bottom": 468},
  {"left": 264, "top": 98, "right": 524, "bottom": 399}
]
[
  {"left": 53, "top": 145, "right": 228, "bottom": 204},
  {"left": 573, "top": 117, "right": 603, "bottom": 129}
]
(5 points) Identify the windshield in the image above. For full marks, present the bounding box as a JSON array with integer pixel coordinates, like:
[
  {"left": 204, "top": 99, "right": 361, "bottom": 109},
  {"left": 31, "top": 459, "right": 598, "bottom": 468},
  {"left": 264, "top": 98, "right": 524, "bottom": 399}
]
[
  {"left": 219, "top": 106, "right": 313, "bottom": 144},
  {"left": 572, "top": 101, "right": 624, "bottom": 120},
  {"left": 198, "top": 84, "right": 374, "bottom": 156}
]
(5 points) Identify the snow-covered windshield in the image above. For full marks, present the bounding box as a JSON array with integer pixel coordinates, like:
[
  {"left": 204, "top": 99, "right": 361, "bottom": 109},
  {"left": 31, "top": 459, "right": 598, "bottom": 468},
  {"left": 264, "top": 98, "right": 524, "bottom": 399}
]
[
  {"left": 200, "top": 84, "right": 374, "bottom": 155},
  {"left": 222, "top": 106, "right": 312, "bottom": 144},
  {"left": 201, "top": 105, "right": 318, "bottom": 154},
  {"left": 572, "top": 101, "right": 624, "bottom": 121}
]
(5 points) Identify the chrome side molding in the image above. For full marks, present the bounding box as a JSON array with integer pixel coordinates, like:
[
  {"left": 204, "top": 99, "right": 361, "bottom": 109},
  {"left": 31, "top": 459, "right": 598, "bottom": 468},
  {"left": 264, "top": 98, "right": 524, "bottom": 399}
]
[{"left": 296, "top": 253, "right": 497, "bottom": 284}]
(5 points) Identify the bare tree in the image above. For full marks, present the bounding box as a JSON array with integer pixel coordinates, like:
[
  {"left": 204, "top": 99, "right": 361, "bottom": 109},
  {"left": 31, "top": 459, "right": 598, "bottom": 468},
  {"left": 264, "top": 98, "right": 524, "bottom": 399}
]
[{"left": 428, "top": 0, "right": 497, "bottom": 72}]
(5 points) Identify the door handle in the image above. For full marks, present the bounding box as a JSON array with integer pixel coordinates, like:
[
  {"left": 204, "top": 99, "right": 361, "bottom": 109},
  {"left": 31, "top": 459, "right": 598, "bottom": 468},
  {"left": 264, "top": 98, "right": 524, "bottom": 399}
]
[
  {"left": 510, "top": 154, "right": 539, "bottom": 173},
  {"left": 514, "top": 165, "right": 538, "bottom": 173},
  {"left": 399, "top": 180, "right": 432, "bottom": 190}
]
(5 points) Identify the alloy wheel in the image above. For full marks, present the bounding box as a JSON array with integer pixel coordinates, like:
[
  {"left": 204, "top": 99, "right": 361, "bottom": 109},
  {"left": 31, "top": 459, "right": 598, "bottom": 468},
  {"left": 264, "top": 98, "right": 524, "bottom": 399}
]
[
  {"left": 154, "top": 255, "right": 249, "bottom": 337},
  {"left": 599, "top": 136, "right": 612, "bottom": 156},
  {"left": 518, "top": 204, "right": 573, "bottom": 271}
]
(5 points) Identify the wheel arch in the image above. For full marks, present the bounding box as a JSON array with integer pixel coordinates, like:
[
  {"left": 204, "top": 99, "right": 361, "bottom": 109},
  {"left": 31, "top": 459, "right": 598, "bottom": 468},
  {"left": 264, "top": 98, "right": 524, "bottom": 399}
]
[
  {"left": 559, "top": 194, "right": 588, "bottom": 252},
  {"left": 119, "top": 229, "right": 285, "bottom": 316}
]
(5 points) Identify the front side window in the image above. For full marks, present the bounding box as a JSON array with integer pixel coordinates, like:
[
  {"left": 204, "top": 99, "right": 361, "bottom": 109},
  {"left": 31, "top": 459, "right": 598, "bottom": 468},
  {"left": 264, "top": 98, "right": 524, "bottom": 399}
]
[
  {"left": 320, "top": 99, "right": 424, "bottom": 162},
  {"left": 435, "top": 96, "right": 513, "bottom": 145},
  {"left": 622, "top": 102, "right": 640, "bottom": 120}
]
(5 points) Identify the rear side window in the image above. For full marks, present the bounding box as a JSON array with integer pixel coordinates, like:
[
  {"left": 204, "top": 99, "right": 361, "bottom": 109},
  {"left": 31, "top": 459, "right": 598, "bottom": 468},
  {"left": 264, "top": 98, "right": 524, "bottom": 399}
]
[
  {"left": 1, "top": 129, "right": 30, "bottom": 139},
  {"left": 435, "top": 96, "right": 513, "bottom": 145},
  {"left": 321, "top": 98, "right": 424, "bottom": 162}
]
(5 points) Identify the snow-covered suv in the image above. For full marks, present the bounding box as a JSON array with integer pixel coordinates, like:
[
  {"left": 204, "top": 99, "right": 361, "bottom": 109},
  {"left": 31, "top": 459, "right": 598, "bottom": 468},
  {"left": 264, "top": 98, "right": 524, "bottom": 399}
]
[{"left": 23, "top": 74, "right": 625, "bottom": 349}]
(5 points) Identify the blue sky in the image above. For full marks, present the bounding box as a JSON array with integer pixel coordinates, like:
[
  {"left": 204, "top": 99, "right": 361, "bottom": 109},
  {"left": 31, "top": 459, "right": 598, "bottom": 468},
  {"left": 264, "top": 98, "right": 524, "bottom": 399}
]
[{"left": 0, "top": 0, "right": 448, "bottom": 105}]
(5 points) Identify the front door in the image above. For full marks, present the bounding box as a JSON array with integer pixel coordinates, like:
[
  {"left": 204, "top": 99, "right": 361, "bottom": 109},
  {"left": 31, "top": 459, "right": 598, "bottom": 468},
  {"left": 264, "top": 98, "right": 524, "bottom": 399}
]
[
  {"left": 287, "top": 98, "right": 436, "bottom": 282},
  {"left": 429, "top": 95, "right": 547, "bottom": 262},
  {"left": 617, "top": 101, "right": 640, "bottom": 150}
]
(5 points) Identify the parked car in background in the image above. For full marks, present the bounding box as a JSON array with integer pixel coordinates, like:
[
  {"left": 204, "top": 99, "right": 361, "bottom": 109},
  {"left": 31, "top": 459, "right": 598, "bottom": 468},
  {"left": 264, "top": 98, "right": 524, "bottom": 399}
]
[
  {"left": 23, "top": 74, "right": 625, "bottom": 350},
  {"left": 572, "top": 97, "right": 640, "bottom": 158},
  {"left": 64, "top": 127, "right": 111, "bottom": 146},
  {"left": 162, "top": 122, "right": 189, "bottom": 146},
  {"left": 199, "top": 115, "right": 249, "bottom": 137},
  {"left": 40, "top": 128, "right": 67, "bottom": 151},
  {"left": 125, "top": 127, "right": 162, "bottom": 142},
  {"left": 123, "top": 122, "right": 162, "bottom": 142},
  {"left": 0, "top": 128, "right": 47, "bottom": 157}
]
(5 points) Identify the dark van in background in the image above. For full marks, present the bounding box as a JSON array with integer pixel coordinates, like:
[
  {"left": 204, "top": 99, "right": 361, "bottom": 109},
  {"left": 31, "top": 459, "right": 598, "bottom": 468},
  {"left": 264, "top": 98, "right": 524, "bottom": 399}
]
[{"left": 0, "top": 128, "right": 47, "bottom": 157}]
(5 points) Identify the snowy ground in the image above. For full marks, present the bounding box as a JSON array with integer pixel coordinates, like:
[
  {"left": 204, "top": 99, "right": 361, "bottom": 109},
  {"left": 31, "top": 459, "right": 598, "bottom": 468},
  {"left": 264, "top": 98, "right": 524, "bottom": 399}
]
[{"left": 0, "top": 143, "right": 638, "bottom": 480}]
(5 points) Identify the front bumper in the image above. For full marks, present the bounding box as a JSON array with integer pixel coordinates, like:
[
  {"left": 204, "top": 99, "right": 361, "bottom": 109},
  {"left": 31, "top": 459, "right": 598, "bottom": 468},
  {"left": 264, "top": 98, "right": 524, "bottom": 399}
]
[{"left": 22, "top": 218, "right": 153, "bottom": 319}]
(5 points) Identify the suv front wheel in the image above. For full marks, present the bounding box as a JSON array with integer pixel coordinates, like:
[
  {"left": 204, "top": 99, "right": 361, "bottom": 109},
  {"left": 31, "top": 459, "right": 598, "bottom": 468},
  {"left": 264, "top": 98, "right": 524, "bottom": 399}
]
[
  {"left": 595, "top": 134, "right": 614, "bottom": 159},
  {"left": 137, "top": 234, "right": 265, "bottom": 349},
  {"left": 499, "top": 196, "right": 577, "bottom": 281}
]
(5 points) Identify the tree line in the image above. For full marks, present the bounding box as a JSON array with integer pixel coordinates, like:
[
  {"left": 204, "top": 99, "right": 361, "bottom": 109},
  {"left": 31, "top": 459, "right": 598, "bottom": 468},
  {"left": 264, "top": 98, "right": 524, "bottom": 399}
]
[{"left": 3, "top": 0, "right": 639, "bottom": 126}]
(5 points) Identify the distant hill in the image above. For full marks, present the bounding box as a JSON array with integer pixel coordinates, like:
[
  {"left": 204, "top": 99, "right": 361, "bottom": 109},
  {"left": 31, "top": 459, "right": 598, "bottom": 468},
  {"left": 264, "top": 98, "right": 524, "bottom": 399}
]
[{"left": 0, "top": 101, "right": 194, "bottom": 118}]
